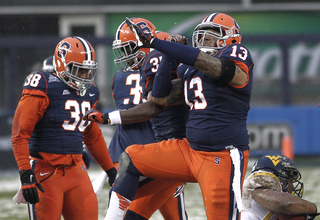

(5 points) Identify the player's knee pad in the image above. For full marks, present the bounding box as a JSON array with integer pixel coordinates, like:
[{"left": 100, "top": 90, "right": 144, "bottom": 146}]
[
  {"left": 117, "top": 152, "right": 143, "bottom": 183},
  {"left": 118, "top": 152, "right": 131, "bottom": 174}
]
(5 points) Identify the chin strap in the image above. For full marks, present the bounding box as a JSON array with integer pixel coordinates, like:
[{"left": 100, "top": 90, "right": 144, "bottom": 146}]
[{"left": 79, "top": 88, "right": 86, "bottom": 96}]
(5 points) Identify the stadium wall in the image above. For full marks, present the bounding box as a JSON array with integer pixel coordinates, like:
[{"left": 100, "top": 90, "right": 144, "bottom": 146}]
[{"left": 1, "top": 106, "right": 319, "bottom": 170}]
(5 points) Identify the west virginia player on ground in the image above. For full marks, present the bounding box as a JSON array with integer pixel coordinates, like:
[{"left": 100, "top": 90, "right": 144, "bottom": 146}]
[
  {"left": 86, "top": 18, "right": 189, "bottom": 219},
  {"left": 97, "top": 12, "right": 252, "bottom": 220},
  {"left": 11, "top": 36, "right": 117, "bottom": 220},
  {"left": 242, "top": 155, "right": 319, "bottom": 220}
]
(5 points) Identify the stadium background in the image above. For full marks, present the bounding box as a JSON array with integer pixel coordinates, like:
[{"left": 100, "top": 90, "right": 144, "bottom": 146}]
[{"left": 0, "top": 0, "right": 320, "bottom": 218}]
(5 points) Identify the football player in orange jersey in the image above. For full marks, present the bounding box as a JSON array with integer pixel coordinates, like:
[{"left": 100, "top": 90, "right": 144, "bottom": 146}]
[
  {"left": 110, "top": 18, "right": 188, "bottom": 220},
  {"left": 86, "top": 19, "right": 188, "bottom": 219},
  {"left": 89, "top": 12, "right": 252, "bottom": 220},
  {"left": 11, "top": 36, "right": 116, "bottom": 220}
]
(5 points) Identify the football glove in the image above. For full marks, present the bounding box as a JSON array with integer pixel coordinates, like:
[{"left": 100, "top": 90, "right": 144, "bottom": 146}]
[
  {"left": 19, "top": 169, "right": 45, "bottom": 204},
  {"left": 125, "top": 17, "right": 154, "bottom": 48},
  {"left": 83, "top": 108, "right": 108, "bottom": 124},
  {"left": 105, "top": 167, "right": 117, "bottom": 187},
  {"left": 169, "top": 34, "right": 188, "bottom": 45}
]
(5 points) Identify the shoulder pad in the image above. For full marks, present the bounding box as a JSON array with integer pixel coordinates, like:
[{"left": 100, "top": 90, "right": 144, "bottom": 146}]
[
  {"left": 217, "top": 44, "right": 253, "bottom": 65},
  {"left": 23, "top": 71, "right": 49, "bottom": 93},
  {"left": 248, "top": 171, "right": 282, "bottom": 190}
]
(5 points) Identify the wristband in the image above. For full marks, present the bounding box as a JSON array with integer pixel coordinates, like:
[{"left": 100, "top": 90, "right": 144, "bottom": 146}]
[
  {"left": 152, "top": 55, "right": 173, "bottom": 98},
  {"left": 218, "top": 57, "right": 236, "bottom": 83},
  {"left": 108, "top": 110, "right": 122, "bottom": 125}
]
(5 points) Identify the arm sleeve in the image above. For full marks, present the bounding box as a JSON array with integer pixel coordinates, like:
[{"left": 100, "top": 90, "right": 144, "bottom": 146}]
[
  {"left": 151, "top": 38, "right": 200, "bottom": 66},
  {"left": 11, "top": 94, "right": 49, "bottom": 171},
  {"left": 83, "top": 122, "right": 114, "bottom": 171},
  {"left": 152, "top": 55, "right": 173, "bottom": 98}
]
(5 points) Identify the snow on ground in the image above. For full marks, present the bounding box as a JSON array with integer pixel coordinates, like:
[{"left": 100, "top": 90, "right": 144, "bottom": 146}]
[{"left": 1, "top": 158, "right": 320, "bottom": 220}]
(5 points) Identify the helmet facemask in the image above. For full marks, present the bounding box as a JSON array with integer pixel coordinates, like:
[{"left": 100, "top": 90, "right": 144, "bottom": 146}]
[
  {"left": 192, "top": 28, "right": 221, "bottom": 55},
  {"left": 59, "top": 60, "right": 97, "bottom": 96},
  {"left": 193, "top": 23, "right": 240, "bottom": 54},
  {"left": 54, "top": 36, "right": 97, "bottom": 96},
  {"left": 252, "top": 155, "right": 304, "bottom": 198},
  {"left": 113, "top": 39, "right": 145, "bottom": 72},
  {"left": 278, "top": 167, "right": 304, "bottom": 198},
  {"left": 113, "top": 18, "right": 156, "bottom": 72}
]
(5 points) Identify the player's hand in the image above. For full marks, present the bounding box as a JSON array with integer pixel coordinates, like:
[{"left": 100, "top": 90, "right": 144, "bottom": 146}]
[
  {"left": 83, "top": 108, "right": 106, "bottom": 124},
  {"left": 19, "top": 169, "right": 45, "bottom": 204},
  {"left": 125, "top": 17, "right": 154, "bottom": 48},
  {"left": 105, "top": 167, "right": 117, "bottom": 187},
  {"left": 169, "top": 34, "right": 188, "bottom": 45}
]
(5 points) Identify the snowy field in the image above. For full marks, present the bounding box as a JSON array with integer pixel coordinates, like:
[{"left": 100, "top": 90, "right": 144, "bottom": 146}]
[{"left": 1, "top": 157, "right": 320, "bottom": 220}]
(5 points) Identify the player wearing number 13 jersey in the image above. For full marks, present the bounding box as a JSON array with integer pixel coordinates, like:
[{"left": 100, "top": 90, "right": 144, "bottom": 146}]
[
  {"left": 11, "top": 36, "right": 116, "bottom": 220},
  {"left": 105, "top": 13, "right": 253, "bottom": 220},
  {"left": 180, "top": 37, "right": 253, "bottom": 152}
]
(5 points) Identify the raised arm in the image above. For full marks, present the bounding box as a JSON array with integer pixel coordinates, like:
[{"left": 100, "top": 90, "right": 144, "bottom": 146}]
[{"left": 125, "top": 17, "right": 247, "bottom": 86}]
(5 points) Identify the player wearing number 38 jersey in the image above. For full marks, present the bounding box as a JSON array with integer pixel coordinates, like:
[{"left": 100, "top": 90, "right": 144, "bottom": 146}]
[
  {"left": 11, "top": 36, "right": 116, "bottom": 220},
  {"left": 22, "top": 70, "right": 100, "bottom": 155}
]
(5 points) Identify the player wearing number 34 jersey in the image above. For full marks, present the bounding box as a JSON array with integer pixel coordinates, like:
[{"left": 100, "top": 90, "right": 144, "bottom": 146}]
[{"left": 11, "top": 36, "right": 116, "bottom": 220}]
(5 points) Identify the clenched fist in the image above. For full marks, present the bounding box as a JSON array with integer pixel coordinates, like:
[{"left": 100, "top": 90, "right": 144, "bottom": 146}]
[{"left": 83, "top": 109, "right": 108, "bottom": 124}]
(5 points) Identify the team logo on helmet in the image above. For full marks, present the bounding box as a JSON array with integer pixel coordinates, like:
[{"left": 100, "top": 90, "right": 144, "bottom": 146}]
[
  {"left": 113, "top": 17, "right": 156, "bottom": 72},
  {"left": 53, "top": 36, "right": 97, "bottom": 95},
  {"left": 252, "top": 154, "right": 304, "bottom": 197},
  {"left": 56, "top": 42, "right": 71, "bottom": 60},
  {"left": 136, "top": 21, "right": 152, "bottom": 34},
  {"left": 266, "top": 155, "right": 282, "bottom": 166}
]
